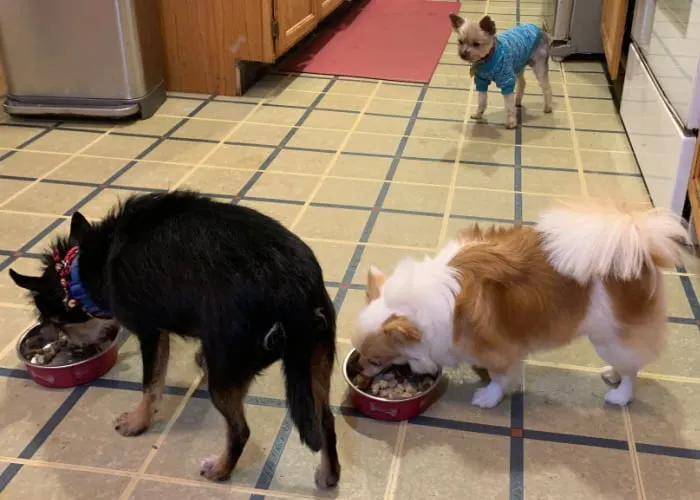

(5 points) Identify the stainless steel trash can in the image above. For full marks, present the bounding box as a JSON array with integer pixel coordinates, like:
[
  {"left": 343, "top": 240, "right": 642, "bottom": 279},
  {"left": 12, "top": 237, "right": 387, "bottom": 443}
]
[{"left": 0, "top": 0, "right": 166, "bottom": 119}]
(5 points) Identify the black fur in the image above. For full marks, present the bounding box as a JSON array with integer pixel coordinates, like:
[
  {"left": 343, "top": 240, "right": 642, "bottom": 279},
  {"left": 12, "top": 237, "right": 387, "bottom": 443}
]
[{"left": 10, "top": 190, "right": 340, "bottom": 484}]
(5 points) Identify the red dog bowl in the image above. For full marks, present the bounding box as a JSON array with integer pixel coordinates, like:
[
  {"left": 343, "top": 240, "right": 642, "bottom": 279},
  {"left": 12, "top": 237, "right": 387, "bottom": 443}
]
[
  {"left": 16, "top": 323, "right": 119, "bottom": 389},
  {"left": 343, "top": 349, "right": 443, "bottom": 422}
]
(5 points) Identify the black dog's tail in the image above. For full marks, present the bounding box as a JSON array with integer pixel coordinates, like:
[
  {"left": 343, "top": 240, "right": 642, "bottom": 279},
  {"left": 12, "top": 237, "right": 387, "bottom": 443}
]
[{"left": 282, "top": 285, "right": 337, "bottom": 452}]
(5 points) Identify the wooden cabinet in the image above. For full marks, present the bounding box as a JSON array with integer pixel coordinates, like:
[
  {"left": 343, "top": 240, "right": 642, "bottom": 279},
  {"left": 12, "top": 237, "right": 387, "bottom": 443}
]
[
  {"left": 688, "top": 137, "right": 700, "bottom": 242},
  {"left": 600, "top": 0, "right": 628, "bottom": 80},
  {"left": 319, "top": 0, "right": 345, "bottom": 19},
  {"left": 158, "top": 0, "right": 347, "bottom": 96},
  {"left": 274, "top": 0, "right": 319, "bottom": 57}
]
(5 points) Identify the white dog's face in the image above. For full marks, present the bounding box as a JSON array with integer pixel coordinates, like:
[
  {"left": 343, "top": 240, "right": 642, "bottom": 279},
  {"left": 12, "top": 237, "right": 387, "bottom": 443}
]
[
  {"left": 352, "top": 267, "right": 423, "bottom": 376},
  {"left": 449, "top": 14, "right": 497, "bottom": 63}
]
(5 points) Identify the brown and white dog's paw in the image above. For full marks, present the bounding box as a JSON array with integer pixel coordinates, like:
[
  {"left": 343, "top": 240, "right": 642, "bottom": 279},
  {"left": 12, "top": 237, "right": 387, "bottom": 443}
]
[
  {"left": 114, "top": 409, "right": 151, "bottom": 436},
  {"left": 200, "top": 455, "right": 232, "bottom": 481},
  {"left": 315, "top": 463, "right": 340, "bottom": 489},
  {"left": 543, "top": 105, "right": 553, "bottom": 114}
]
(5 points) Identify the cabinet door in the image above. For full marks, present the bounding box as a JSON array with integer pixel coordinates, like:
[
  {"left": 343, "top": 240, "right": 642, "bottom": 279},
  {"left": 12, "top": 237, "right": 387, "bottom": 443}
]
[
  {"left": 319, "top": 0, "right": 344, "bottom": 19},
  {"left": 600, "top": 0, "right": 628, "bottom": 80},
  {"left": 274, "top": 0, "right": 319, "bottom": 57}
]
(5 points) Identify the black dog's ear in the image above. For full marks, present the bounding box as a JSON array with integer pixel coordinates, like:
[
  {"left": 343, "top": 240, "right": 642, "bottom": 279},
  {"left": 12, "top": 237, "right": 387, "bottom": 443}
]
[
  {"left": 9, "top": 269, "right": 43, "bottom": 292},
  {"left": 69, "top": 211, "right": 91, "bottom": 245},
  {"left": 449, "top": 13, "right": 465, "bottom": 30},
  {"left": 479, "top": 15, "right": 496, "bottom": 36}
]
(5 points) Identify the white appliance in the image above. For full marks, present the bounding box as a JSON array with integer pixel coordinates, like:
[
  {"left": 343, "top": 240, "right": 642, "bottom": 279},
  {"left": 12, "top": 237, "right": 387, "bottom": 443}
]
[{"left": 620, "top": 0, "right": 700, "bottom": 216}]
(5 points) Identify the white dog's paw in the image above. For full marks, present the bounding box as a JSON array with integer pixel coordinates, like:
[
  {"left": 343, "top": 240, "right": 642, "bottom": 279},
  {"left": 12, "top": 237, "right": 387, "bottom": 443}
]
[
  {"left": 604, "top": 386, "right": 633, "bottom": 406},
  {"left": 470, "top": 112, "right": 484, "bottom": 120},
  {"left": 471, "top": 383, "right": 504, "bottom": 408}
]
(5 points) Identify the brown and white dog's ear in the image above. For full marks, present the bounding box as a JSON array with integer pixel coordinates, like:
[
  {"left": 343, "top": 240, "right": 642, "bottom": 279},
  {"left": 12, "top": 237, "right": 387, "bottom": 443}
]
[
  {"left": 479, "top": 15, "right": 497, "bottom": 36},
  {"left": 382, "top": 315, "right": 421, "bottom": 344},
  {"left": 449, "top": 13, "right": 465, "bottom": 31},
  {"left": 366, "top": 265, "right": 386, "bottom": 302}
]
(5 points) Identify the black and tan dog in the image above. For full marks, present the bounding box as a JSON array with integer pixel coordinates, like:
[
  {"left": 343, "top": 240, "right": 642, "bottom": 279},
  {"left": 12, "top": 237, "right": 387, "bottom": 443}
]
[{"left": 10, "top": 190, "right": 340, "bottom": 488}]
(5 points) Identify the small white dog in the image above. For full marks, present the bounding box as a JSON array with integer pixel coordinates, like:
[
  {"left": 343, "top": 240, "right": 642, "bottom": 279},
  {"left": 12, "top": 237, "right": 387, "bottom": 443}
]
[{"left": 449, "top": 14, "right": 552, "bottom": 128}]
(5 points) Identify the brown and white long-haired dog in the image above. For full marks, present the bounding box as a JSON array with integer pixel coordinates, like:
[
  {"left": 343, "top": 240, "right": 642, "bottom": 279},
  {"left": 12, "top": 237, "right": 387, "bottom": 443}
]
[{"left": 352, "top": 203, "right": 691, "bottom": 408}]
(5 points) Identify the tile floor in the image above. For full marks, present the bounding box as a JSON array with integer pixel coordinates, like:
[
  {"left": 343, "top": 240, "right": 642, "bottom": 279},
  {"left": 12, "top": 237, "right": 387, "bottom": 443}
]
[{"left": 1, "top": 0, "right": 700, "bottom": 498}]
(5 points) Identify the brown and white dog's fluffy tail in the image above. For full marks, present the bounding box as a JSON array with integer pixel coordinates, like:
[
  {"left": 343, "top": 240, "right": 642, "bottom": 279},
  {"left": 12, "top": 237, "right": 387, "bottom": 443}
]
[{"left": 537, "top": 202, "right": 691, "bottom": 285}]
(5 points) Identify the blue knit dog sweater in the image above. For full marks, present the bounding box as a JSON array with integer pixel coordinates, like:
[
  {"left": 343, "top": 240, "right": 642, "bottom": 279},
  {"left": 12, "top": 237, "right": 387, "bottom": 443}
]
[{"left": 473, "top": 23, "right": 542, "bottom": 95}]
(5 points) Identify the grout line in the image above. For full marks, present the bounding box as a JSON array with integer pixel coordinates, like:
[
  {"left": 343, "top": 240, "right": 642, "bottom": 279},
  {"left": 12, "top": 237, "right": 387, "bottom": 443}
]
[
  {"left": 118, "top": 374, "right": 203, "bottom": 499},
  {"left": 0, "top": 456, "right": 320, "bottom": 500},
  {"left": 1, "top": 366, "right": 700, "bottom": 461},
  {"left": 0, "top": 182, "right": 653, "bottom": 228},
  {"left": 514, "top": 108, "right": 523, "bottom": 222},
  {"left": 0, "top": 151, "right": 644, "bottom": 182},
  {"left": 0, "top": 318, "right": 36, "bottom": 362},
  {"left": 437, "top": 40, "right": 476, "bottom": 247},
  {"left": 560, "top": 64, "right": 589, "bottom": 197},
  {"left": 234, "top": 78, "right": 342, "bottom": 202},
  {"left": 524, "top": 359, "right": 700, "bottom": 385},
  {"left": 1, "top": 216, "right": 694, "bottom": 266},
  {"left": 249, "top": 411, "right": 294, "bottom": 498},
  {"left": 622, "top": 407, "right": 648, "bottom": 500},
  {"left": 0, "top": 168, "right": 647, "bottom": 203},
  {"left": 0, "top": 127, "right": 115, "bottom": 209},
  {"left": 510, "top": 5, "right": 525, "bottom": 499},
  {"left": 0, "top": 98, "right": 219, "bottom": 494},
  {"left": 382, "top": 420, "right": 408, "bottom": 500},
  {"left": 677, "top": 268, "right": 700, "bottom": 321},
  {"left": 9, "top": 123, "right": 637, "bottom": 153},
  {"left": 170, "top": 76, "right": 294, "bottom": 191},
  {"left": 1, "top": 135, "right": 642, "bottom": 163},
  {"left": 246, "top": 77, "right": 350, "bottom": 498},
  {"left": 288, "top": 81, "right": 383, "bottom": 231},
  {"left": 0, "top": 385, "right": 89, "bottom": 490}
]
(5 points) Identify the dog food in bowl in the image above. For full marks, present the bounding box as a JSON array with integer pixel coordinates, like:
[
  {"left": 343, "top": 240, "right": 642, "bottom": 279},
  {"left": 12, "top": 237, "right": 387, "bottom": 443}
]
[
  {"left": 352, "top": 364, "right": 437, "bottom": 400},
  {"left": 17, "top": 322, "right": 120, "bottom": 388},
  {"left": 343, "top": 349, "right": 443, "bottom": 421}
]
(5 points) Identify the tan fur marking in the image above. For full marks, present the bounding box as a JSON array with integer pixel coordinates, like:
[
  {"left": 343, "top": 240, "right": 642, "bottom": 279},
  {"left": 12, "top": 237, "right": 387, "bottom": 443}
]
[
  {"left": 203, "top": 381, "right": 252, "bottom": 481},
  {"left": 604, "top": 267, "right": 666, "bottom": 356},
  {"left": 310, "top": 345, "right": 340, "bottom": 487},
  {"left": 115, "top": 332, "right": 170, "bottom": 436},
  {"left": 358, "top": 314, "right": 421, "bottom": 365},
  {"left": 449, "top": 225, "right": 590, "bottom": 375}
]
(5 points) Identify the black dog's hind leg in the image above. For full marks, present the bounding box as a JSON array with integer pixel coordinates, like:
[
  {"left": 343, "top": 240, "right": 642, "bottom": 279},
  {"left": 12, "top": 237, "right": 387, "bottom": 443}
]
[
  {"left": 310, "top": 344, "right": 341, "bottom": 488},
  {"left": 115, "top": 332, "right": 170, "bottom": 436},
  {"left": 283, "top": 296, "right": 341, "bottom": 489},
  {"left": 199, "top": 379, "right": 252, "bottom": 481}
]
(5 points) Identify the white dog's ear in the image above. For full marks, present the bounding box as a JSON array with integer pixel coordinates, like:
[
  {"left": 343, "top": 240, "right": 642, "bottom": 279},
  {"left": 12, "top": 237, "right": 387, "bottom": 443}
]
[
  {"left": 449, "top": 14, "right": 465, "bottom": 31},
  {"left": 366, "top": 265, "right": 386, "bottom": 303}
]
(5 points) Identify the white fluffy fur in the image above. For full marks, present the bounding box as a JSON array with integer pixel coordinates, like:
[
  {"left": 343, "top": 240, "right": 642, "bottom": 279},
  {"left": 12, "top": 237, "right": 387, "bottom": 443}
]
[
  {"left": 537, "top": 204, "right": 690, "bottom": 284},
  {"left": 354, "top": 241, "right": 467, "bottom": 374}
]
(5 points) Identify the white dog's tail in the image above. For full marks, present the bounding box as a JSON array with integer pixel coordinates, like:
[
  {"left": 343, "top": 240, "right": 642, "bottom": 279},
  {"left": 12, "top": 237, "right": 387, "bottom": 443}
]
[{"left": 537, "top": 202, "right": 691, "bottom": 284}]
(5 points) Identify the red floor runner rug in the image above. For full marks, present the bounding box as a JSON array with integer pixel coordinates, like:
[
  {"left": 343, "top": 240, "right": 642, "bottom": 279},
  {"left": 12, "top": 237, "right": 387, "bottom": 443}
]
[{"left": 278, "top": 0, "right": 461, "bottom": 84}]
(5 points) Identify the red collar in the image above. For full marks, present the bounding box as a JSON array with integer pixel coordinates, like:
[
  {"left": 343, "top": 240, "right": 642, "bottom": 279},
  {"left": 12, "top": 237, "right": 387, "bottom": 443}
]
[{"left": 53, "top": 246, "right": 80, "bottom": 310}]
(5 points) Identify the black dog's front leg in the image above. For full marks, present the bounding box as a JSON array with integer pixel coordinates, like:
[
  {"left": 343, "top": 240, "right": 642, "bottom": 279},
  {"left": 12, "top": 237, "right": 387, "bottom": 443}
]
[{"left": 114, "top": 332, "right": 170, "bottom": 436}]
